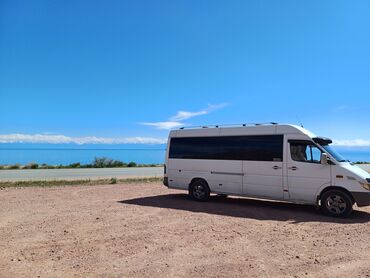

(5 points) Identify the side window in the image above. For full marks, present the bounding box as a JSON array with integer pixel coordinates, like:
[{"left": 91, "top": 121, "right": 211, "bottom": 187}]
[
  {"left": 310, "top": 146, "right": 322, "bottom": 163},
  {"left": 169, "top": 135, "right": 283, "bottom": 161},
  {"left": 290, "top": 142, "right": 322, "bottom": 163}
]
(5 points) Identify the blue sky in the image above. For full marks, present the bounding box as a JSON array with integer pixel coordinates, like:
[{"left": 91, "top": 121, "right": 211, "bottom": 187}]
[{"left": 1, "top": 0, "right": 369, "bottom": 146}]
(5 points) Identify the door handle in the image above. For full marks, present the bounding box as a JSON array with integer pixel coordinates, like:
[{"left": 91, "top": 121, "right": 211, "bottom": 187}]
[
  {"left": 288, "top": 166, "right": 298, "bottom": 171},
  {"left": 272, "top": 166, "right": 282, "bottom": 170}
]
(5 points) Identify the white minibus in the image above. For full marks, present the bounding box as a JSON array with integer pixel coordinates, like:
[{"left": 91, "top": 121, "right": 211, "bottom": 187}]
[{"left": 163, "top": 123, "right": 370, "bottom": 217}]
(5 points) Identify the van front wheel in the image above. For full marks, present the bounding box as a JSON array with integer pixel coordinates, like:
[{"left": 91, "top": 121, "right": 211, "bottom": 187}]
[
  {"left": 320, "top": 190, "right": 353, "bottom": 217},
  {"left": 189, "top": 180, "right": 210, "bottom": 202}
]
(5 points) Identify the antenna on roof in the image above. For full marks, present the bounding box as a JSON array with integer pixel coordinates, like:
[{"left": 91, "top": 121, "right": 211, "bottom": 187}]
[{"left": 296, "top": 115, "right": 304, "bottom": 128}]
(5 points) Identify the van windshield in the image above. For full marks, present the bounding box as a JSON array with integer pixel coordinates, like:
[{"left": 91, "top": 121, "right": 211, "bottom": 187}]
[{"left": 321, "top": 145, "right": 347, "bottom": 162}]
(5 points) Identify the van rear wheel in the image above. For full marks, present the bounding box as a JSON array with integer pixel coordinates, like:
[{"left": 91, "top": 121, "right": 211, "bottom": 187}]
[
  {"left": 320, "top": 190, "right": 353, "bottom": 217},
  {"left": 189, "top": 180, "right": 210, "bottom": 202}
]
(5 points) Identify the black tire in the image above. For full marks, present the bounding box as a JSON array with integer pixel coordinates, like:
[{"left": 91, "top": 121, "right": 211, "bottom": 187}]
[
  {"left": 320, "top": 190, "right": 353, "bottom": 217},
  {"left": 189, "top": 179, "right": 210, "bottom": 202}
]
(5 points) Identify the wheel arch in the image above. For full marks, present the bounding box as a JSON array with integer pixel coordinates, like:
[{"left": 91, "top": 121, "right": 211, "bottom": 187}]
[
  {"left": 317, "top": 186, "right": 355, "bottom": 204},
  {"left": 189, "top": 177, "right": 209, "bottom": 190}
]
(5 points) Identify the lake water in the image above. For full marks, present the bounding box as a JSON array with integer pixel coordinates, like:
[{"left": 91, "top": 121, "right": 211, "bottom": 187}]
[
  {"left": 0, "top": 148, "right": 369, "bottom": 166},
  {"left": 0, "top": 149, "right": 166, "bottom": 165}
]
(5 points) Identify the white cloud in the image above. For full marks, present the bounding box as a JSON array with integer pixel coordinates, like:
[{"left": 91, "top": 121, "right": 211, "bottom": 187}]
[
  {"left": 333, "top": 139, "right": 370, "bottom": 147},
  {"left": 142, "top": 103, "right": 229, "bottom": 130},
  {"left": 170, "top": 111, "right": 207, "bottom": 121},
  {"left": 0, "top": 134, "right": 167, "bottom": 145},
  {"left": 141, "top": 121, "right": 183, "bottom": 130}
]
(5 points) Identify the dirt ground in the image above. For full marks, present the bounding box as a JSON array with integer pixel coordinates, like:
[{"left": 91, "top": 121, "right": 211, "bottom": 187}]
[{"left": 0, "top": 182, "right": 369, "bottom": 278}]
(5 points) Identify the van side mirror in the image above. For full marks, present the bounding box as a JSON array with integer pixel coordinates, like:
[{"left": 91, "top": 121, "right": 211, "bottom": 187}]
[{"left": 321, "top": 153, "right": 329, "bottom": 165}]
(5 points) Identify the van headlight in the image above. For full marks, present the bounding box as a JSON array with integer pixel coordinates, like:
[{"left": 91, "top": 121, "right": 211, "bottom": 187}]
[{"left": 360, "top": 179, "right": 370, "bottom": 190}]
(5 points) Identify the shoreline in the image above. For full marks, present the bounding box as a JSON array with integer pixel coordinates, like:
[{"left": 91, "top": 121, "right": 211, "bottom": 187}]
[{"left": 0, "top": 157, "right": 163, "bottom": 170}]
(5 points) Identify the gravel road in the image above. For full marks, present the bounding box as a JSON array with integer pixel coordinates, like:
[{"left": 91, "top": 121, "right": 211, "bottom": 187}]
[{"left": 0, "top": 182, "right": 369, "bottom": 277}]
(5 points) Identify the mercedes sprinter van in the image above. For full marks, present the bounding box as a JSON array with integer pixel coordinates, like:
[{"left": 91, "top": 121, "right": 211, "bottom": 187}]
[{"left": 163, "top": 123, "right": 370, "bottom": 217}]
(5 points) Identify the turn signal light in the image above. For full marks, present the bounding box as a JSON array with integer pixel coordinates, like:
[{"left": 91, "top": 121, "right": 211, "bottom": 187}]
[{"left": 360, "top": 181, "right": 370, "bottom": 191}]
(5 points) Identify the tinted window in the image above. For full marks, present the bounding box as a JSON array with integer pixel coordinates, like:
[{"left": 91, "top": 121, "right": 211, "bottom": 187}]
[{"left": 169, "top": 135, "right": 283, "bottom": 161}]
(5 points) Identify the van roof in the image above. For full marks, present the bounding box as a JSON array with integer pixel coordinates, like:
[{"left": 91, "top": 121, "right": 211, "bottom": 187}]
[{"left": 169, "top": 124, "right": 317, "bottom": 138}]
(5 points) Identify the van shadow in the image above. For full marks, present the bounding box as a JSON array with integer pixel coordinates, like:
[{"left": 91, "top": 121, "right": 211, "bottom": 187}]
[{"left": 119, "top": 194, "right": 370, "bottom": 224}]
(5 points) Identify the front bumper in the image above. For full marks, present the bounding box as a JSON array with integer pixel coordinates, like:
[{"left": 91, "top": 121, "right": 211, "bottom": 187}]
[{"left": 351, "top": 192, "right": 370, "bottom": 207}]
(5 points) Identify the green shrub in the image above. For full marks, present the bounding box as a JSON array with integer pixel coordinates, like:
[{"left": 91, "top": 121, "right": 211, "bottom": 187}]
[
  {"left": 8, "top": 164, "right": 21, "bottom": 169},
  {"left": 109, "top": 177, "right": 117, "bottom": 184},
  {"left": 23, "top": 163, "right": 39, "bottom": 169},
  {"left": 93, "top": 157, "right": 108, "bottom": 168},
  {"left": 127, "top": 161, "right": 137, "bottom": 167},
  {"left": 93, "top": 157, "right": 127, "bottom": 168},
  {"left": 111, "top": 160, "right": 125, "bottom": 167},
  {"left": 69, "top": 162, "right": 81, "bottom": 168}
]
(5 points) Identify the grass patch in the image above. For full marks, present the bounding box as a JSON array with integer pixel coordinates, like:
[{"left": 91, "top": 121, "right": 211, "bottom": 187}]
[{"left": 0, "top": 177, "right": 163, "bottom": 189}]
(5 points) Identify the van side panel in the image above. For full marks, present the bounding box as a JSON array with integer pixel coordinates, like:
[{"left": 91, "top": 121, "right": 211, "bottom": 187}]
[
  {"left": 243, "top": 160, "right": 284, "bottom": 199},
  {"left": 167, "top": 159, "right": 243, "bottom": 194}
]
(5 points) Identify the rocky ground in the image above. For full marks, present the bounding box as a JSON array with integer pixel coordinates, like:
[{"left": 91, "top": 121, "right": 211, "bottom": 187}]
[{"left": 0, "top": 182, "right": 369, "bottom": 277}]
